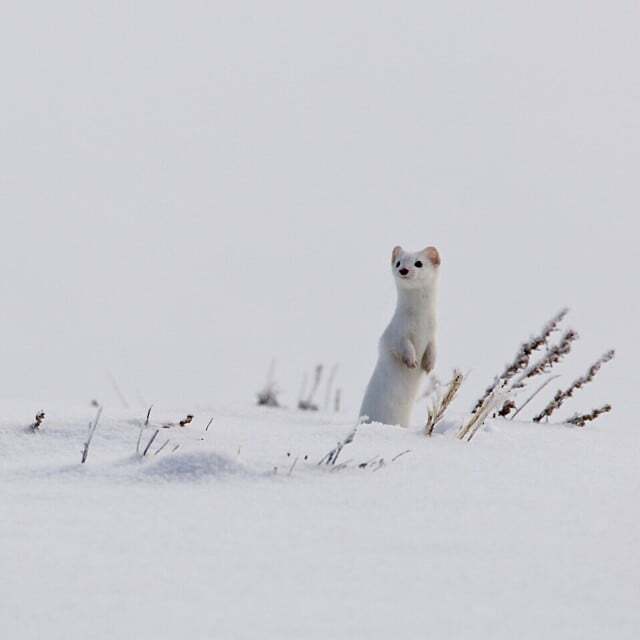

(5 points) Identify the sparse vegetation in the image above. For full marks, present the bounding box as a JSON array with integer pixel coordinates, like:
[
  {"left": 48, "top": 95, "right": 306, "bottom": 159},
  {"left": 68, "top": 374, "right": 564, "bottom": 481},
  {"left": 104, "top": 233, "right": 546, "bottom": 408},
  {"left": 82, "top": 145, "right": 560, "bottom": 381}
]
[
  {"left": 566, "top": 404, "right": 612, "bottom": 427},
  {"left": 298, "top": 364, "right": 323, "bottom": 411},
  {"left": 81, "top": 406, "right": 103, "bottom": 464},
  {"left": 425, "top": 370, "right": 464, "bottom": 436},
  {"left": 471, "top": 308, "right": 568, "bottom": 414},
  {"left": 533, "top": 350, "right": 615, "bottom": 422},
  {"left": 256, "top": 360, "right": 281, "bottom": 408},
  {"left": 465, "top": 309, "right": 614, "bottom": 439},
  {"left": 30, "top": 411, "right": 45, "bottom": 432}
]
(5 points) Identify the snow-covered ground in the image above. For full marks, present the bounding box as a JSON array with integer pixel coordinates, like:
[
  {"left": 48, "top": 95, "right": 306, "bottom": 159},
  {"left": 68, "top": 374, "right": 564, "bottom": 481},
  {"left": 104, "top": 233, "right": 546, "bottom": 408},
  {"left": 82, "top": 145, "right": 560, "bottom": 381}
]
[{"left": 2, "top": 399, "right": 637, "bottom": 639}]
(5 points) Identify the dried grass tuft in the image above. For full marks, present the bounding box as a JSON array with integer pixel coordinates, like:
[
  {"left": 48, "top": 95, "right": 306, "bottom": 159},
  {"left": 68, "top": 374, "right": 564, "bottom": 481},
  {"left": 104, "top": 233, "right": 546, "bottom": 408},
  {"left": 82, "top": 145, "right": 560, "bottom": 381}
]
[
  {"left": 299, "top": 364, "right": 323, "bottom": 411},
  {"left": 471, "top": 308, "right": 568, "bottom": 413},
  {"left": 425, "top": 370, "right": 464, "bottom": 436},
  {"left": 533, "top": 350, "right": 615, "bottom": 422},
  {"left": 566, "top": 404, "right": 612, "bottom": 427},
  {"left": 31, "top": 411, "right": 46, "bottom": 432},
  {"left": 458, "top": 388, "right": 506, "bottom": 442}
]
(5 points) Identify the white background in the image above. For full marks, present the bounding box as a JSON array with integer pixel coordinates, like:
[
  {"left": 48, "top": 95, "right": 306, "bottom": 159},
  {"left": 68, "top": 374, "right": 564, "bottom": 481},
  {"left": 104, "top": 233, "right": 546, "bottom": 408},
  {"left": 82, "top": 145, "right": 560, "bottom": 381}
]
[{"left": 2, "top": 1, "right": 637, "bottom": 418}]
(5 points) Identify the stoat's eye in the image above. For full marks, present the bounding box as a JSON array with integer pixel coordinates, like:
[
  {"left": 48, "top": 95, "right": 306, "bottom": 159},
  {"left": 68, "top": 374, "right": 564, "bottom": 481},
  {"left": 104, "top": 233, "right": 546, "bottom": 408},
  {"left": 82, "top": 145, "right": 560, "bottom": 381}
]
[
  {"left": 415, "top": 260, "right": 423, "bottom": 268},
  {"left": 395, "top": 261, "right": 400, "bottom": 268}
]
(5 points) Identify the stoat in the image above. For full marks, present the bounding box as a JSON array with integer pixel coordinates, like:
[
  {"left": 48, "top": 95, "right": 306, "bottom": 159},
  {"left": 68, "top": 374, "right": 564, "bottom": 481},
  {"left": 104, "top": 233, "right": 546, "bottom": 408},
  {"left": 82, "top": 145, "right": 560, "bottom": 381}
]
[{"left": 359, "top": 245, "right": 440, "bottom": 428}]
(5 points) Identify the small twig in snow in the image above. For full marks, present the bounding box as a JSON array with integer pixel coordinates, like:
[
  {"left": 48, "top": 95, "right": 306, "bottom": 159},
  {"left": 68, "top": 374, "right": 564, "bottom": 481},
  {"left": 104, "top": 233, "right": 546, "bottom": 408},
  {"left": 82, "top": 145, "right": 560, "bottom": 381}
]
[
  {"left": 81, "top": 406, "right": 103, "bottom": 464},
  {"left": 142, "top": 429, "right": 159, "bottom": 457},
  {"left": 154, "top": 439, "right": 171, "bottom": 456},
  {"left": 136, "top": 406, "right": 153, "bottom": 456}
]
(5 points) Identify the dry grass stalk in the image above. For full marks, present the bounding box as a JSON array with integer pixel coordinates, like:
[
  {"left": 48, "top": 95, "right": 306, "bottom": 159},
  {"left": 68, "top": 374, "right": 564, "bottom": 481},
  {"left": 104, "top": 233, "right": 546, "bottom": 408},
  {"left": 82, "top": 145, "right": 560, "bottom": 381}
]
[
  {"left": 425, "top": 370, "right": 464, "bottom": 436},
  {"left": 334, "top": 388, "right": 342, "bottom": 413},
  {"left": 107, "top": 370, "right": 130, "bottom": 409},
  {"left": 299, "top": 364, "right": 323, "bottom": 411},
  {"left": 31, "top": 411, "right": 46, "bottom": 432},
  {"left": 142, "top": 429, "right": 159, "bottom": 456},
  {"left": 154, "top": 439, "right": 170, "bottom": 455},
  {"left": 511, "top": 329, "right": 578, "bottom": 390},
  {"left": 533, "top": 350, "right": 615, "bottom": 423},
  {"left": 318, "top": 425, "right": 357, "bottom": 466},
  {"left": 136, "top": 406, "right": 153, "bottom": 455},
  {"left": 510, "top": 375, "right": 561, "bottom": 420},
  {"left": 81, "top": 406, "right": 103, "bottom": 464},
  {"left": 471, "top": 308, "right": 568, "bottom": 413},
  {"left": 257, "top": 360, "right": 281, "bottom": 407},
  {"left": 323, "top": 364, "right": 339, "bottom": 411},
  {"left": 458, "top": 389, "right": 506, "bottom": 442},
  {"left": 497, "top": 329, "right": 578, "bottom": 417},
  {"left": 566, "top": 404, "right": 612, "bottom": 427}
]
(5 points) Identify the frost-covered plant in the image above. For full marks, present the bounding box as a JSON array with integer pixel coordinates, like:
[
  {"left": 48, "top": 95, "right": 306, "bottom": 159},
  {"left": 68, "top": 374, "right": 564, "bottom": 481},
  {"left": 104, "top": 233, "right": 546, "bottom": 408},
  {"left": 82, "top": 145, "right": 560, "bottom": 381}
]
[
  {"left": 425, "top": 370, "right": 464, "bottom": 436},
  {"left": 533, "top": 350, "right": 615, "bottom": 422},
  {"left": 497, "top": 329, "right": 579, "bottom": 417},
  {"left": 511, "top": 329, "right": 578, "bottom": 390},
  {"left": 458, "top": 388, "right": 507, "bottom": 442},
  {"left": 472, "top": 308, "right": 568, "bottom": 413},
  {"left": 567, "top": 404, "right": 612, "bottom": 427}
]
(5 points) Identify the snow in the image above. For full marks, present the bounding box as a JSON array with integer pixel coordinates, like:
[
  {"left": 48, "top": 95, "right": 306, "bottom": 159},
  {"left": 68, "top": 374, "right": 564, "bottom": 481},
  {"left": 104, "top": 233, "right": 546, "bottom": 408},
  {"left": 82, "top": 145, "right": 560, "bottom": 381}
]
[{"left": 2, "top": 400, "right": 638, "bottom": 639}]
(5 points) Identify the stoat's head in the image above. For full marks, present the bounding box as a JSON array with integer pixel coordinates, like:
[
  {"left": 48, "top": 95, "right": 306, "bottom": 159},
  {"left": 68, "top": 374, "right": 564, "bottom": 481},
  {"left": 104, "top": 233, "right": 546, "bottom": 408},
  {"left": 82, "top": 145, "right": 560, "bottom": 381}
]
[{"left": 391, "top": 245, "right": 440, "bottom": 290}]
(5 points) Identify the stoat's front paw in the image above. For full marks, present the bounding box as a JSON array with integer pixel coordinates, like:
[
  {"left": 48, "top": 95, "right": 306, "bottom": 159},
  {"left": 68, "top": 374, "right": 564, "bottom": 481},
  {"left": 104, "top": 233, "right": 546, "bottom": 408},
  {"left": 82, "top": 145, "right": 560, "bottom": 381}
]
[{"left": 403, "top": 356, "right": 418, "bottom": 369}]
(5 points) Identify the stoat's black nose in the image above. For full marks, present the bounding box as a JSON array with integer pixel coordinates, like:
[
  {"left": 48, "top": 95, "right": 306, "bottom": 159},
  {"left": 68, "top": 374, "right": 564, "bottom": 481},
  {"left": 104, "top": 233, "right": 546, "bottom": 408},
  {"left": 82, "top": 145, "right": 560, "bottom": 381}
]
[{"left": 399, "top": 268, "right": 409, "bottom": 276}]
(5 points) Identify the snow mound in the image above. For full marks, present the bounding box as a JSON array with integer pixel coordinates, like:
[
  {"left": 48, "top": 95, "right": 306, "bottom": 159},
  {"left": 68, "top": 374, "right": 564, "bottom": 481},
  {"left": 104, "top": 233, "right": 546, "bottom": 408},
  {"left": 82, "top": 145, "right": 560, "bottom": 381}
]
[{"left": 139, "top": 451, "right": 249, "bottom": 481}]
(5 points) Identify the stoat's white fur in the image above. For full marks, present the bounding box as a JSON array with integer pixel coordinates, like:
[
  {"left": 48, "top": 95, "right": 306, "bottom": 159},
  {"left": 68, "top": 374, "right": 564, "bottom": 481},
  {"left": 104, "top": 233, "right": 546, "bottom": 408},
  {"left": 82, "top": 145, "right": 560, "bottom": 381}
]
[{"left": 359, "top": 245, "right": 440, "bottom": 428}]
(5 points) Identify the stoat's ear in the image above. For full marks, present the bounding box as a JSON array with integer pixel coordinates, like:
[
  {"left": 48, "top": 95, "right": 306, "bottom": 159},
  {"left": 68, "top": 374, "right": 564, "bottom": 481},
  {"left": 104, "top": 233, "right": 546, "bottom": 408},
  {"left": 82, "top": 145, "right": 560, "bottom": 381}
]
[
  {"left": 391, "top": 246, "right": 403, "bottom": 263},
  {"left": 422, "top": 246, "right": 441, "bottom": 267}
]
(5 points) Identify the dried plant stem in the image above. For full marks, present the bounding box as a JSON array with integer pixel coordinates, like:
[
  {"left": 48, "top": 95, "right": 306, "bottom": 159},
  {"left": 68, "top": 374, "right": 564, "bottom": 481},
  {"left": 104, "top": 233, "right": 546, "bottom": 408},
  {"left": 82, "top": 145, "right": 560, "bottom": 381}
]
[
  {"left": 142, "top": 429, "right": 159, "bottom": 456},
  {"left": 567, "top": 404, "right": 612, "bottom": 427},
  {"left": 458, "top": 389, "right": 505, "bottom": 442},
  {"left": 533, "top": 350, "right": 615, "bottom": 423},
  {"left": 318, "top": 425, "right": 357, "bottom": 466},
  {"left": 299, "top": 364, "right": 323, "bottom": 410},
  {"left": 425, "top": 370, "right": 464, "bottom": 436},
  {"left": 511, "top": 330, "right": 578, "bottom": 390},
  {"left": 136, "top": 406, "right": 153, "bottom": 456},
  {"left": 154, "top": 439, "right": 170, "bottom": 455},
  {"left": 81, "top": 406, "right": 103, "bottom": 464},
  {"left": 323, "top": 364, "right": 339, "bottom": 411},
  {"left": 334, "top": 388, "right": 342, "bottom": 413},
  {"left": 472, "top": 308, "right": 568, "bottom": 413},
  {"left": 510, "top": 375, "right": 561, "bottom": 420},
  {"left": 107, "top": 371, "right": 130, "bottom": 409}
]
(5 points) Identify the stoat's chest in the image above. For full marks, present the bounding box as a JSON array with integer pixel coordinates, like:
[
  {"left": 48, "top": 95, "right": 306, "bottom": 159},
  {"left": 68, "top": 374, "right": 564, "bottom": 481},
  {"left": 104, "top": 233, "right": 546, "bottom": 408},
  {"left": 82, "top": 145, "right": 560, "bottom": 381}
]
[{"left": 389, "top": 300, "right": 436, "bottom": 351}]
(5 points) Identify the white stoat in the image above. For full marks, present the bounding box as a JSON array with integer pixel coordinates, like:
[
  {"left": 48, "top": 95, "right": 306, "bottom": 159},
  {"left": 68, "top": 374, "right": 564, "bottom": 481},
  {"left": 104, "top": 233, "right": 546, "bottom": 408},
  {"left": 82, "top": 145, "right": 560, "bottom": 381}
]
[{"left": 359, "top": 245, "right": 440, "bottom": 428}]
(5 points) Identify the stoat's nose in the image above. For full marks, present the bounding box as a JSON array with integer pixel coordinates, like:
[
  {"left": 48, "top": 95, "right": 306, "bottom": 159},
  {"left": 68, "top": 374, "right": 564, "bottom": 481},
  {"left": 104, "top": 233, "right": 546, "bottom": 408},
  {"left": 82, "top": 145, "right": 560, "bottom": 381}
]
[{"left": 399, "top": 268, "right": 409, "bottom": 276}]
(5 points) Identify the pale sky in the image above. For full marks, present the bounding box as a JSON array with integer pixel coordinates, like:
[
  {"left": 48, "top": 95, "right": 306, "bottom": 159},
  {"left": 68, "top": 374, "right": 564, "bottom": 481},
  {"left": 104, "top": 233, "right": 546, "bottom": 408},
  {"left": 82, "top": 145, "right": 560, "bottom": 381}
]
[{"left": 1, "top": 2, "right": 638, "bottom": 420}]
